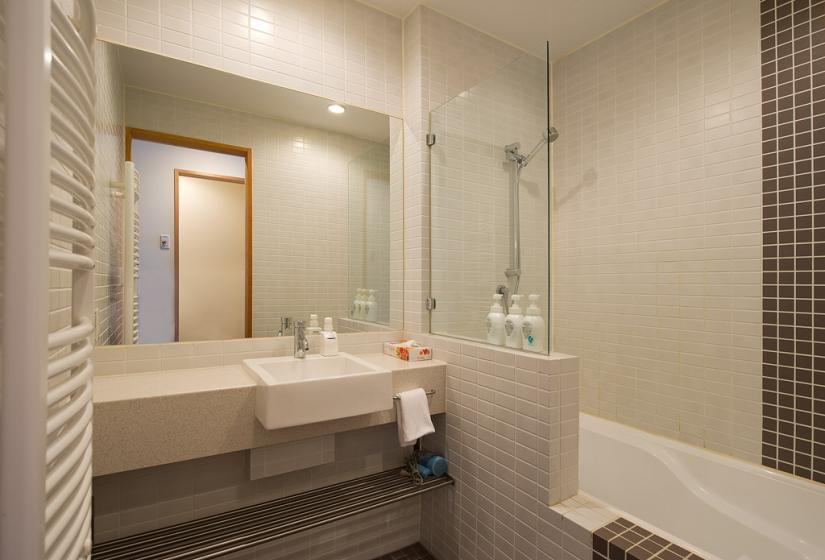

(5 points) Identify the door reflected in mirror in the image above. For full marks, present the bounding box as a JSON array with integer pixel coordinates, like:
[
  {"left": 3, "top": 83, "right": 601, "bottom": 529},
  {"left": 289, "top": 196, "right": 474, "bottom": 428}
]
[
  {"left": 94, "top": 41, "right": 402, "bottom": 345},
  {"left": 175, "top": 170, "right": 249, "bottom": 342}
]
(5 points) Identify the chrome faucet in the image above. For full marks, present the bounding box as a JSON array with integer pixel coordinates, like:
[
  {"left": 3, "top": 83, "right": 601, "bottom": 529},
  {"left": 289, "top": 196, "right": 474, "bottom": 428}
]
[
  {"left": 277, "top": 317, "right": 292, "bottom": 337},
  {"left": 294, "top": 320, "right": 309, "bottom": 358}
]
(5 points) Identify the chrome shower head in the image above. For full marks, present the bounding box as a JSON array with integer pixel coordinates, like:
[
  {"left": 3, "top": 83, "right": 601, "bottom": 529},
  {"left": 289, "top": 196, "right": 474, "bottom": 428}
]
[
  {"left": 544, "top": 126, "right": 560, "bottom": 144},
  {"left": 508, "top": 126, "right": 560, "bottom": 169}
]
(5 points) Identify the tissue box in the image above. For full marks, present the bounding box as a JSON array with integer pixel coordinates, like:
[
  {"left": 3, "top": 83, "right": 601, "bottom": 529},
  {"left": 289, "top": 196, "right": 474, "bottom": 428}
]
[{"left": 383, "top": 342, "right": 432, "bottom": 361}]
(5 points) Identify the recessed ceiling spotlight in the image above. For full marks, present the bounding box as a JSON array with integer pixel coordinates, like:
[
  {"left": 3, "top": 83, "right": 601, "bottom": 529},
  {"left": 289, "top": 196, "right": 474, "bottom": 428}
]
[{"left": 327, "top": 103, "right": 346, "bottom": 114}]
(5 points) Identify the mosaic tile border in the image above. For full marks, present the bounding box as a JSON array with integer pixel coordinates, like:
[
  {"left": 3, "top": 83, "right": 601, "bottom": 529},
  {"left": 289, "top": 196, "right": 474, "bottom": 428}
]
[
  {"left": 759, "top": 0, "right": 825, "bottom": 484},
  {"left": 592, "top": 518, "right": 705, "bottom": 560}
]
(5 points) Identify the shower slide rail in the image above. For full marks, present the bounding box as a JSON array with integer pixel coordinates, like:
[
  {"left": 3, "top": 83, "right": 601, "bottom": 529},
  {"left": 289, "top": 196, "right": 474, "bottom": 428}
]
[{"left": 91, "top": 468, "right": 454, "bottom": 560}]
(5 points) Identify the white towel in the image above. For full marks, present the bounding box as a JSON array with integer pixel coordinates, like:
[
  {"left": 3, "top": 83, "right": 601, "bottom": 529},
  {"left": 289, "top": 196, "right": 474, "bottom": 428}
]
[{"left": 396, "top": 388, "right": 435, "bottom": 447}]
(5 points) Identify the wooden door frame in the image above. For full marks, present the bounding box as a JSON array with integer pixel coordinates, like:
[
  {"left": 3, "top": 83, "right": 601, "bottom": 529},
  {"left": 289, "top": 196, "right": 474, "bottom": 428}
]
[{"left": 126, "top": 127, "right": 253, "bottom": 339}]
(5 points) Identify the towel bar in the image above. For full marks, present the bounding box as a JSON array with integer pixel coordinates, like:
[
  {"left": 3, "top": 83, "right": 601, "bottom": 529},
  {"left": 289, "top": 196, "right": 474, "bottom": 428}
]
[
  {"left": 392, "top": 389, "right": 436, "bottom": 400},
  {"left": 92, "top": 468, "right": 452, "bottom": 560}
]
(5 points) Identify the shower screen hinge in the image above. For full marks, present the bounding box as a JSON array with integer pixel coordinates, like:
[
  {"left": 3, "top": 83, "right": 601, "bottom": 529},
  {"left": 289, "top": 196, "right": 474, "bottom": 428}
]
[
  {"left": 425, "top": 297, "right": 436, "bottom": 311},
  {"left": 426, "top": 133, "right": 436, "bottom": 147}
]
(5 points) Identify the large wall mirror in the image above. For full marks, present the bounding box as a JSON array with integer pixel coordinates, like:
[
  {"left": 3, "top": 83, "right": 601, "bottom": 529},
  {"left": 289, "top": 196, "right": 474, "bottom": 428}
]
[{"left": 94, "top": 42, "right": 402, "bottom": 345}]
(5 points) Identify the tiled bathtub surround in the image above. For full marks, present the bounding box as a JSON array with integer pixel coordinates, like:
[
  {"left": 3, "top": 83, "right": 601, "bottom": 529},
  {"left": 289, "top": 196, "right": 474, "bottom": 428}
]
[
  {"left": 543, "top": 493, "right": 710, "bottom": 560},
  {"left": 760, "top": 0, "right": 825, "bottom": 483},
  {"left": 415, "top": 334, "right": 580, "bottom": 560},
  {"left": 592, "top": 518, "right": 706, "bottom": 560},
  {"left": 553, "top": 0, "right": 764, "bottom": 463}
]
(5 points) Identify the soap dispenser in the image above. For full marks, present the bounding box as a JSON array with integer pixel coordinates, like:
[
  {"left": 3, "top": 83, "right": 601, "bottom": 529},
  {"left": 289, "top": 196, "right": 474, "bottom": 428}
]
[
  {"left": 520, "top": 294, "right": 545, "bottom": 353},
  {"left": 308, "top": 314, "right": 321, "bottom": 335},
  {"left": 505, "top": 294, "right": 524, "bottom": 349},
  {"left": 365, "top": 289, "right": 378, "bottom": 322},
  {"left": 485, "top": 293, "right": 506, "bottom": 346},
  {"left": 354, "top": 289, "right": 366, "bottom": 320},
  {"left": 320, "top": 317, "right": 339, "bottom": 356}
]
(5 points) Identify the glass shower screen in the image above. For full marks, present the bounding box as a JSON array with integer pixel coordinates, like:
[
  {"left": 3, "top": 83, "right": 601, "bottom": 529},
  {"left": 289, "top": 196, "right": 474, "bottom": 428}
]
[{"left": 429, "top": 43, "right": 552, "bottom": 352}]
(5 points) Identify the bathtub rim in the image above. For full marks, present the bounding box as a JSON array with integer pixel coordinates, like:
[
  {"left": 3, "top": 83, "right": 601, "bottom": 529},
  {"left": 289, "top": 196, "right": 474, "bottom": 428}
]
[{"left": 579, "top": 412, "right": 825, "bottom": 498}]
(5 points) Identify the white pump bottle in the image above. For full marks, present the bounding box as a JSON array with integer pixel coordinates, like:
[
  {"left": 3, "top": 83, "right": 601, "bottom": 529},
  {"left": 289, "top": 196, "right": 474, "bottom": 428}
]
[
  {"left": 365, "top": 289, "right": 378, "bottom": 322},
  {"left": 504, "top": 294, "right": 524, "bottom": 349},
  {"left": 520, "top": 294, "right": 545, "bottom": 352},
  {"left": 485, "top": 293, "right": 506, "bottom": 346}
]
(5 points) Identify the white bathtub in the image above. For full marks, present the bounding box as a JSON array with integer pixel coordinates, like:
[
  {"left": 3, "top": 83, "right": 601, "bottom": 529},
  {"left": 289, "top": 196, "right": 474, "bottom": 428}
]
[{"left": 579, "top": 413, "right": 825, "bottom": 560}]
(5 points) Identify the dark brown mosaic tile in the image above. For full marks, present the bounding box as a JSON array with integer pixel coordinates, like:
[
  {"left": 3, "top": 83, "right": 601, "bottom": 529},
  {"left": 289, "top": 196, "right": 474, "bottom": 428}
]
[
  {"left": 591, "top": 518, "right": 704, "bottom": 560},
  {"left": 373, "top": 543, "right": 435, "bottom": 560},
  {"left": 761, "top": 0, "right": 825, "bottom": 485}
]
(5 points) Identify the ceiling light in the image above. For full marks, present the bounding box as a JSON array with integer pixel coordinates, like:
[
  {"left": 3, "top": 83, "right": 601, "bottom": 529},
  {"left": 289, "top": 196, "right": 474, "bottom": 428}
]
[{"left": 327, "top": 103, "right": 346, "bottom": 114}]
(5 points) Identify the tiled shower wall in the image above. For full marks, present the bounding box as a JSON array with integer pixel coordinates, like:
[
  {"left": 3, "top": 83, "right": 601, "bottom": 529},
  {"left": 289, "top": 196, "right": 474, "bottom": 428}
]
[
  {"left": 124, "top": 87, "right": 400, "bottom": 336},
  {"left": 94, "top": 40, "right": 126, "bottom": 345},
  {"left": 94, "top": 0, "right": 402, "bottom": 117},
  {"left": 553, "top": 0, "right": 764, "bottom": 463},
  {"left": 759, "top": 0, "right": 825, "bottom": 483}
]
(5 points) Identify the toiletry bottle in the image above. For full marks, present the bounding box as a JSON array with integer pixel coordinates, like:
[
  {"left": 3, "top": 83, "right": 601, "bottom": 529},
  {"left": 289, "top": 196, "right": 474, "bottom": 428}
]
[
  {"left": 365, "top": 289, "right": 378, "bottom": 322},
  {"left": 520, "top": 294, "right": 545, "bottom": 353},
  {"left": 418, "top": 453, "right": 448, "bottom": 477},
  {"left": 505, "top": 295, "right": 524, "bottom": 349},
  {"left": 355, "top": 289, "right": 366, "bottom": 320},
  {"left": 308, "top": 314, "right": 321, "bottom": 335},
  {"left": 320, "top": 317, "right": 339, "bottom": 356},
  {"left": 350, "top": 291, "right": 359, "bottom": 318},
  {"left": 485, "top": 293, "right": 506, "bottom": 346}
]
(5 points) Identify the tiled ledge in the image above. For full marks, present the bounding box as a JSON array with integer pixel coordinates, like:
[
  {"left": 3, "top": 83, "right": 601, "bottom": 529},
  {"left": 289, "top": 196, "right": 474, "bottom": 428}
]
[
  {"left": 549, "top": 493, "right": 712, "bottom": 560},
  {"left": 92, "top": 351, "right": 445, "bottom": 476}
]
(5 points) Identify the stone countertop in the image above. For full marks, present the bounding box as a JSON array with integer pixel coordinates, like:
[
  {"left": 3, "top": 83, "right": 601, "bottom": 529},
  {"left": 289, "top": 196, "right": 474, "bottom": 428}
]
[{"left": 93, "top": 354, "right": 446, "bottom": 476}]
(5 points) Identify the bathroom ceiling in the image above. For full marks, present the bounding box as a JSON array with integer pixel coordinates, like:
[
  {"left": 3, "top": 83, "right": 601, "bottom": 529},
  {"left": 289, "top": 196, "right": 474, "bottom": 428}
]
[{"left": 360, "top": 0, "right": 664, "bottom": 59}]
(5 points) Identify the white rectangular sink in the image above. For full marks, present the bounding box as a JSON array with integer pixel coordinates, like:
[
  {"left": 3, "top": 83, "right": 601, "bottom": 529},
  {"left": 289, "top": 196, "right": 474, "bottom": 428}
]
[{"left": 242, "top": 353, "right": 393, "bottom": 429}]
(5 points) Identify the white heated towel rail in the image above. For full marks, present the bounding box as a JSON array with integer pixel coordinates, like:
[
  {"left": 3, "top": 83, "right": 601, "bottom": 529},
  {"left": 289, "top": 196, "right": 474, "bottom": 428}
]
[
  {"left": 1, "top": 1, "right": 96, "bottom": 559},
  {"left": 112, "top": 161, "right": 140, "bottom": 343}
]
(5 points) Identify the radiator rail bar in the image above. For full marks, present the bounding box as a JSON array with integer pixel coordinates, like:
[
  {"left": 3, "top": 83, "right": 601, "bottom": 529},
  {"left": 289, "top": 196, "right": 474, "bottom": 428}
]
[{"left": 92, "top": 468, "right": 453, "bottom": 560}]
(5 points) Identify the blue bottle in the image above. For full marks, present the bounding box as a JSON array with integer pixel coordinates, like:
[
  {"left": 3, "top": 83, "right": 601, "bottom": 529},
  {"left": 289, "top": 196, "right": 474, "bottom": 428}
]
[{"left": 418, "top": 453, "right": 448, "bottom": 477}]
